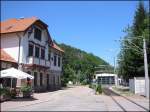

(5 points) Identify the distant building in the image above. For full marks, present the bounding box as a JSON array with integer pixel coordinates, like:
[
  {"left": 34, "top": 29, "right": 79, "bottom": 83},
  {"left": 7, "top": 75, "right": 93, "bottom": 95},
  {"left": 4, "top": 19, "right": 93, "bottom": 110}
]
[
  {"left": 0, "top": 17, "right": 64, "bottom": 92},
  {"left": 95, "top": 73, "right": 118, "bottom": 85}
]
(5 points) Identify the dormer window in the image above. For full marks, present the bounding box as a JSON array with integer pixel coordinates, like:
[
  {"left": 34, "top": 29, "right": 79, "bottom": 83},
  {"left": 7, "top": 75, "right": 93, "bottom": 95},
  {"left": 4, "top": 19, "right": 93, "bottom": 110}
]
[{"left": 34, "top": 27, "right": 41, "bottom": 41}]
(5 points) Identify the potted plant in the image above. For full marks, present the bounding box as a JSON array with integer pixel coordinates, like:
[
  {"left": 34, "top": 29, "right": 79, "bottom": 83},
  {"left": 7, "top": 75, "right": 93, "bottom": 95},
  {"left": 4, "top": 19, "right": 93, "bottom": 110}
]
[
  {"left": 0, "top": 88, "right": 11, "bottom": 102},
  {"left": 21, "top": 85, "right": 32, "bottom": 98}
]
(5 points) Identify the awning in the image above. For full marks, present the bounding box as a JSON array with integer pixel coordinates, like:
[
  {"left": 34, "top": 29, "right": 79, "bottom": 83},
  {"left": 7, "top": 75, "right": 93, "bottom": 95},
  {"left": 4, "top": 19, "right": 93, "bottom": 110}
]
[{"left": 0, "top": 67, "right": 34, "bottom": 79}]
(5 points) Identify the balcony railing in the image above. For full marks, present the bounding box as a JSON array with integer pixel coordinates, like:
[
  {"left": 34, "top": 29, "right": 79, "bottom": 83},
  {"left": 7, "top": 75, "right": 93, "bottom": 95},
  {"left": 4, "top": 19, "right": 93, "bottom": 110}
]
[{"left": 27, "top": 56, "right": 51, "bottom": 67}]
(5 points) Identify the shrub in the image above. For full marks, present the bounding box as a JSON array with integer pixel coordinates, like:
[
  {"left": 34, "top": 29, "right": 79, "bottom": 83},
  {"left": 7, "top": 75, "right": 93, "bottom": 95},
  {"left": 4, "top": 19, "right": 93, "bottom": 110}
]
[
  {"left": 21, "top": 85, "right": 32, "bottom": 98},
  {"left": 96, "top": 84, "right": 102, "bottom": 94},
  {"left": 21, "top": 85, "right": 32, "bottom": 93},
  {"left": 0, "top": 88, "right": 11, "bottom": 96},
  {"left": 81, "top": 79, "right": 88, "bottom": 85},
  {"left": 89, "top": 84, "right": 92, "bottom": 88},
  {"left": 0, "top": 88, "right": 11, "bottom": 102}
]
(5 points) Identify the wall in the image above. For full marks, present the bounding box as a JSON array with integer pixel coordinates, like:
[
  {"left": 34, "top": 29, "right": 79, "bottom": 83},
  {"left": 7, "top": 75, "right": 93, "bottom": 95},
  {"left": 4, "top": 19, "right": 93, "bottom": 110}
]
[
  {"left": 23, "top": 26, "right": 49, "bottom": 65},
  {"left": 50, "top": 48, "right": 62, "bottom": 71},
  {"left": 129, "top": 77, "right": 149, "bottom": 96},
  {"left": 129, "top": 79, "right": 135, "bottom": 93},
  {"left": 1, "top": 33, "right": 21, "bottom": 62}
]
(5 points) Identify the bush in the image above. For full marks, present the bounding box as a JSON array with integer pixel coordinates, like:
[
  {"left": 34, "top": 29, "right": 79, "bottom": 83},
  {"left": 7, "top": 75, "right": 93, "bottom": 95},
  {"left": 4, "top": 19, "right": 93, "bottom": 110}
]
[
  {"left": 81, "top": 79, "right": 88, "bottom": 85},
  {"left": 0, "top": 88, "right": 11, "bottom": 96},
  {"left": 96, "top": 84, "right": 102, "bottom": 94},
  {"left": 21, "top": 85, "right": 32, "bottom": 98},
  {"left": 21, "top": 85, "right": 32, "bottom": 93},
  {"left": 0, "top": 88, "right": 11, "bottom": 102},
  {"left": 89, "top": 84, "right": 92, "bottom": 88}
]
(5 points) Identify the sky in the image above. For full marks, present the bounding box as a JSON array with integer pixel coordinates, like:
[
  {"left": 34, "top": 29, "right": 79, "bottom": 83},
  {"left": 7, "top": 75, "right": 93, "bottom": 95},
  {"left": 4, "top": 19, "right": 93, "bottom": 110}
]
[{"left": 1, "top": 1, "right": 149, "bottom": 66}]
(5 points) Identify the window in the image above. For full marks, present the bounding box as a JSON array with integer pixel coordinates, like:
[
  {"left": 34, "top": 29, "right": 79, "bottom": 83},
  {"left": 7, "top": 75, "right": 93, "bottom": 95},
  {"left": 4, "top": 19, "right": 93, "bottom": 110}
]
[
  {"left": 35, "top": 46, "right": 39, "bottom": 58},
  {"left": 48, "top": 53, "right": 51, "bottom": 61},
  {"left": 54, "top": 55, "right": 57, "bottom": 66},
  {"left": 34, "top": 72, "right": 37, "bottom": 86},
  {"left": 34, "top": 27, "right": 41, "bottom": 41},
  {"left": 41, "top": 49, "right": 45, "bottom": 59},
  {"left": 28, "top": 44, "right": 33, "bottom": 56},
  {"left": 40, "top": 73, "right": 43, "bottom": 86},
  {"left": 58, "top": 56, "right": 61, "bottom": 67}
]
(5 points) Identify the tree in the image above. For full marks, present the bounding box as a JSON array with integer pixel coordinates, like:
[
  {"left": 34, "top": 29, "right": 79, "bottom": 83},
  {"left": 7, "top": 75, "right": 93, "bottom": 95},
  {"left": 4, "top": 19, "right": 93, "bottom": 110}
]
[{"left": 118, "top": 2, "right": 150, "bottom": 79}]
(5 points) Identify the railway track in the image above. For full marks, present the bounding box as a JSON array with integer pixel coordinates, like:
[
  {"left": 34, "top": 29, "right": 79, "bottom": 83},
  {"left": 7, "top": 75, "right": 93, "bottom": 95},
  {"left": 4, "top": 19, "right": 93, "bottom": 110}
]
[{"left": 103, "top": 87, "right": 149, "bottom": 112}]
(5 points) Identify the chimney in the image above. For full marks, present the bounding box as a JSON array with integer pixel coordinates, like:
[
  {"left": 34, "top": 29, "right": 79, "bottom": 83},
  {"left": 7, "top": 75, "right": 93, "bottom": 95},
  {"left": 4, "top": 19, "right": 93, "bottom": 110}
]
[{"left": 18, "top": 16, "right": 25, "bottom": 20}]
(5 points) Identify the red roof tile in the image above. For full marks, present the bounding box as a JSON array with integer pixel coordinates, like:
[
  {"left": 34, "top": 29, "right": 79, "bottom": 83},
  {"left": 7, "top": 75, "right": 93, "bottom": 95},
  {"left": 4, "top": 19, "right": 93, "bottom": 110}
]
[
  {"left": 0, "top": 49, "right": 16, "bottom": 63},
  {"left": 0, "top": 17, "right": 47, "bottom": 34},
  {"left": 52, "top": 43, "right": 64, "bottom": 53}
]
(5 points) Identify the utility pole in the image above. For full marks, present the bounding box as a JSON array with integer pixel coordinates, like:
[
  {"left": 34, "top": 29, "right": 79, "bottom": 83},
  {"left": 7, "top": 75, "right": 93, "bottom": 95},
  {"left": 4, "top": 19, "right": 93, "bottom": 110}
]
[
  {"left": 114, "top": 57, "right": 116, "bottom": 74},
  {"left": 116, "top": 36, "right": 149, "bottom": 98},
  {"left": 143, "top": 38, "right": 149, "bottom": 98}
]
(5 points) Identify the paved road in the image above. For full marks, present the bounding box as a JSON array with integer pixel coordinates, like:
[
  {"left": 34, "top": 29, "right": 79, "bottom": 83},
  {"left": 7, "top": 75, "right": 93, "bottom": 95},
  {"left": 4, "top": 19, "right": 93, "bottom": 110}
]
[{"left": 1, "top": 86, "right": 149, "bottom": 111}]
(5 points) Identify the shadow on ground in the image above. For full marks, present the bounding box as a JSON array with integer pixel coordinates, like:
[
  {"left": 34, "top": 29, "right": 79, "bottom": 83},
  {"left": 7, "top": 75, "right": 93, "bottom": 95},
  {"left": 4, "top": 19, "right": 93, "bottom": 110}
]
[
  {"left": 103, "top": 88, "right": 120, "bottom": 96},
  {"left": 60, "top": 86, "right": 74, "bottom": 90},
  {"left": 11, "top": 97, "right": 38, "bottom": 102}
]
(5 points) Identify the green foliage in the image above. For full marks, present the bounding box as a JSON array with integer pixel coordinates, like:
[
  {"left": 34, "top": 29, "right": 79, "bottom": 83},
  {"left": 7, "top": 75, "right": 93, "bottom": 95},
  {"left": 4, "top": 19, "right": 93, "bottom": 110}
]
[
  {"left": 0, "top": 88, "right": 10, "bottom": 96},
  {"left": 89, "top": 83, "right": 97, "bottom": 90},
  {"left": 81, "top": 79, "right": 88, "bottom": 85},
  {"left": 118, "top": 2, "right": 150, "bottom": 79},
  {"left": 21, "top": 85, "right": 32, "bottom": 93},
  {"left": 55, "top": 43, "right": 109, "bottom": 86},
  {"left": 96, "top": 84, "right": 102, "bottom": 94}
]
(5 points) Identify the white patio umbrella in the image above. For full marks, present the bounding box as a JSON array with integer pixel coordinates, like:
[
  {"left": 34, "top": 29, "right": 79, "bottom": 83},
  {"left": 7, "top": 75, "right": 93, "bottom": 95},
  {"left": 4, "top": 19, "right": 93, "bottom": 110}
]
[
  {"left": 0, "top": 67, "right": 34, "bottom": 88},
  {"left": 0, "top": 67, "right": 34, "bottom": 79}
]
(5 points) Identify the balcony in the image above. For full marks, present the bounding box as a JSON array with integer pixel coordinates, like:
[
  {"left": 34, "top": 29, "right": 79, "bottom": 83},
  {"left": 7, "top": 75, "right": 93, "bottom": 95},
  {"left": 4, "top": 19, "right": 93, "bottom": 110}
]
[{"left": 26, "top": 56, "right": 50, "bottom": 67}]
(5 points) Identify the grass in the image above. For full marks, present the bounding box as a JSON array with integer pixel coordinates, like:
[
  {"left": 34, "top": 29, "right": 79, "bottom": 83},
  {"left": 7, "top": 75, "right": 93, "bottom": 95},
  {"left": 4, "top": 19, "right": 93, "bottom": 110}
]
[{"left": 112, "top": 86, "right": 134, "bottom": 96}]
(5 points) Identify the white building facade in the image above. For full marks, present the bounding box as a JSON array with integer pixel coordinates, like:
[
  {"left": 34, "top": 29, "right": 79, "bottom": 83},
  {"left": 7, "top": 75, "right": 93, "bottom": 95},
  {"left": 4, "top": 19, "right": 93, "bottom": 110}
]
[
  {"left": 95, "top": 73, "right": 118, "bottom": 85},
  {"left": 0, "top": 17, "right": 64, "bottom": 92}
]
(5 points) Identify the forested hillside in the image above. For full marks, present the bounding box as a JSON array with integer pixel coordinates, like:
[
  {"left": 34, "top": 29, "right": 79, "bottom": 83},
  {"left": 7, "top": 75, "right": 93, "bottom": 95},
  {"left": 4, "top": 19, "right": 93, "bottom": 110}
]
[{"left": 55, "top": 42, "right": 109, "bottom": 86}]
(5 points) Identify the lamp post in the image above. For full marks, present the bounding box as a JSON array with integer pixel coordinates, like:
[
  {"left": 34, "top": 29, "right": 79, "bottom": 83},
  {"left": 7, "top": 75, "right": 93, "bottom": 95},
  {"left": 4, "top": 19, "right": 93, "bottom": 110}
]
[{"left": 117, "top": 36, "right": 149, "bottom": 98}]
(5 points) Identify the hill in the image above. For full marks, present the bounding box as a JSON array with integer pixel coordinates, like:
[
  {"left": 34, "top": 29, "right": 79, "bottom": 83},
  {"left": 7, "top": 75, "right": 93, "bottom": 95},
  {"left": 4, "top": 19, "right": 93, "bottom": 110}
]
[{"left": 56, "top": 42, "right": 110, "bottom": 86}]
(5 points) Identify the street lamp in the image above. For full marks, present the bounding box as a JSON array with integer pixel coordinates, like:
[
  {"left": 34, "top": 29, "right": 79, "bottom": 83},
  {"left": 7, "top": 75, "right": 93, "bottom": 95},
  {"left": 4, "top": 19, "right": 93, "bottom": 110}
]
[{"left": 117, "top": 36, "right": 149, "bottom": 98}]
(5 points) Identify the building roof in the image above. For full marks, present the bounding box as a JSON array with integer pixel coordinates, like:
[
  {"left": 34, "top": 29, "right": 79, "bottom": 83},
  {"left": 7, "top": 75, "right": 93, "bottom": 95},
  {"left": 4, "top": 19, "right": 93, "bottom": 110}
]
[
  {"left": 95, "top": 73, "right": 117, "bottom": 77},
  {"left": 0, "top": 17, "right": 48, "bottom": 34},
  {"left": 52, "top": 43, "right": 64, "bottom": 53},
  {"left": 0, "top": 49, "right": 16, "bottom": 63}
]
